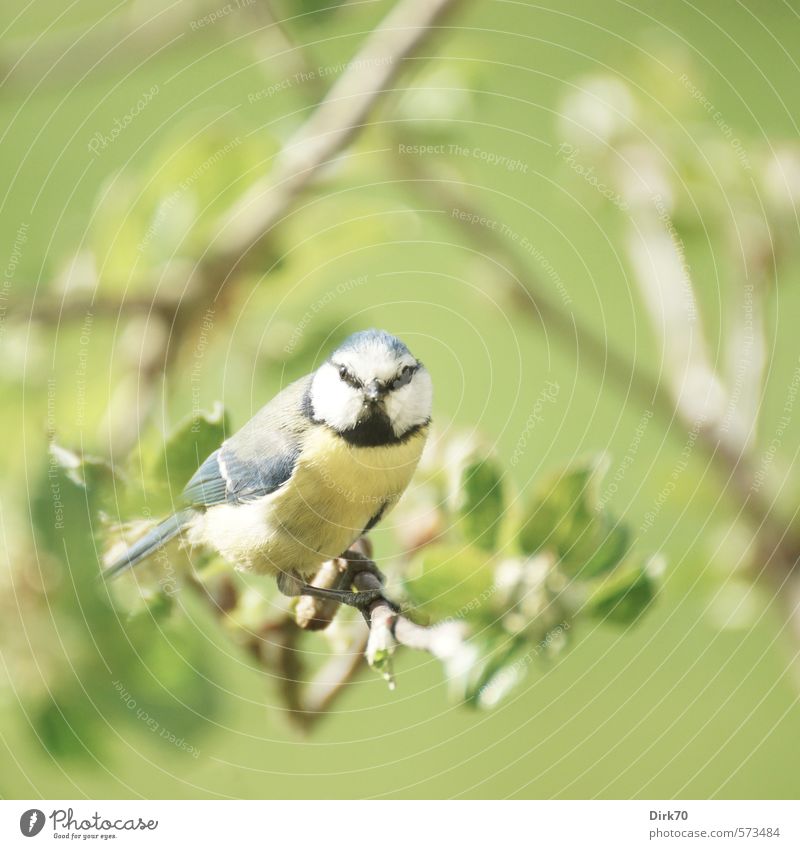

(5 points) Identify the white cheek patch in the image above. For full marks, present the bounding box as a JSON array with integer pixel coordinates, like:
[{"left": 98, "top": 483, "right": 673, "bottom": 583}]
[
  {"left": 384, "top": 368, "right": 433, "bottom": 435},
  {"left": 310, "top": 364, "right": 363, "bottom": 430}
]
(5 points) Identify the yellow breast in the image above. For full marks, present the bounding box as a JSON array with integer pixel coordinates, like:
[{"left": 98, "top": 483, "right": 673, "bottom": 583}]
[
  {"left": 201, "top": 424, "right": 428, "bottom": 577},
  {"left": 274, "top": 425, "right": 428, "bottom": 567}
]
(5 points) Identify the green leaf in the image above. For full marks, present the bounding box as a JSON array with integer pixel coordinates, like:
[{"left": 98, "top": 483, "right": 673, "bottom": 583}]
[
  {"left": 517, "top": 455, "right": 631, "bottom": 579},
  {"left": 561, "top": 516, "right": 632, "bottom": 579},
  {"left": 403, "top": 543, "right": 496, "bottom": 625},
  {"left": 34, "top": 689, "right": 98, "bottom": 760},
  {"left": 48, "top": 443, "right": 120, "bottom": 516},
  {"left": 147, "top": 403, "right": 229, "bottom": 510},
  {"left": 92, "top": 124, "right": 277, "bottom": 286},
  {"left": 456, "top": 456, "right": 506, "bottom": 551},
  {"left": 518, "top": 456, "right": 604, "bottom": 555},
  {"left": 586, "top": 555, "right": 662, "bottom": 624},
  {"left": 461, "top": 632, "right": 530, "bottom": 707}
]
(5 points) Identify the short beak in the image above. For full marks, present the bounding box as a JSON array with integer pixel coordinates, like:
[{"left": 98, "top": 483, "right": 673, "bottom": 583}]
[{"left": 365, "top": 380, "right": 383, "bottom": 403}]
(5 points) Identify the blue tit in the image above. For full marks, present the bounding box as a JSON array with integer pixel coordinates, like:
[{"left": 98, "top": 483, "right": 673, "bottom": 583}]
[{"left": 104, "top": 329, "right": 433, "bottom": 612}]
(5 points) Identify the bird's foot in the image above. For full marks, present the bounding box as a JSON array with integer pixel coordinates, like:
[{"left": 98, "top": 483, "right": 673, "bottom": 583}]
[
  {"left": 295, "top": 583, "right": 390, "bottom": 622},
  {"left": 277, "top": 562, "right": 399, "bottom": 624},
  {"left": 339, "top": 547, "right": 387, "bottom": 586}
]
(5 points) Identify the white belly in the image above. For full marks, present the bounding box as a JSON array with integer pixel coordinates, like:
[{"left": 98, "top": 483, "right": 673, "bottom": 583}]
[{"left": 193, "top": 425, "right": 427, "bottom": 577}]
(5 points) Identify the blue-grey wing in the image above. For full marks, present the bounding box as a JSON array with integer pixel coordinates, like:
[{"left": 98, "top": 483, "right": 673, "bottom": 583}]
[
  {"left": 182, "top": 450, "right": 229, "bottom": 506},
  {"left": 181, "top": 377, "right": 310, "bottom": 508}
]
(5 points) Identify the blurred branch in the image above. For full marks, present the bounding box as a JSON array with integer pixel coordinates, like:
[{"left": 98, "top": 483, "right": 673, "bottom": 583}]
[
  {"left": 392, "top": 159, "right": 675, "bottom": 420},
  {"left": 623, "top": 218, "right": 725, "bottom": 437},
  {"left": 13, "top": 293, "right": 181, "bottom": 324},
  {"left": 1, "top": 0, "right": 213, "bottom": 91},
  {"left": 248, "top": 0, "right": 326, "bottom": 100},
  {"left": 0, "top": 0, "right": 303, "bottom": 92},
  {"left": 352, "top": 566, "right": 466, "bottom": 664},
  {"left": 289, "top": 541, "right": 465, "bottom": 722},
  {"left": 98, "top": 0, "right": 464, "bottom": 453},
  {"left": 299, "top": 631, "right": 369, "bottom": 720},
  {"left": 213, "top": 0, "right": 463, "bottom": 259},
  {"left": 225, "top": 545, "right": 466, "bottom": 731},
  {"left": 392, "top": 157, "right": 800, "bottom": 576}
]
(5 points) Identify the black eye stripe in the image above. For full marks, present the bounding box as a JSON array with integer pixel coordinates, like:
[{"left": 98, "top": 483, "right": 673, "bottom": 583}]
[
  {"left": 335, "top": 362, "right": 418, "bottom": 390},
  {"left": 337, "top": 364, "right": 362, "bottom": 388},
  {"left": 390, "top": 364, "right": 417, "bottom": 390}
]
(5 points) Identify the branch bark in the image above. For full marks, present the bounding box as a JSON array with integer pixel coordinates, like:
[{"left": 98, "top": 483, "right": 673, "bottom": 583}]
[
  {"left": 212, "top": 0, "right": 463, "bottom": 261},
  {"left": 97, "top": 0, "right": 464, "bottom": 454},
  {"left": 353, "top": 567, "right": 467, "bottom": 660},
  {"left": 392, "top": 159, "right": 800, "bottom": 564}
]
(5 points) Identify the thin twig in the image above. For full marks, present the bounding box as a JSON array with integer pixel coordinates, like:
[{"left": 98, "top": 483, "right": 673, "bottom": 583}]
[
  {"left": 353, "top": 568, "right": 466, "bottom": 656},
  {"left": 392, "top": 159, "right": 800, "bottom": 564},
  {"left": 299, "top": 630, "right": 369, "bottom": 720},
  {"left": 213, "top": 0, "right": 463, "bottom": 260},
  {"left": 13, "top": 293, "right": 181, "bottom": 325},
  {"left": 100, "top": 0, "right": 465, "bottom": 454}
]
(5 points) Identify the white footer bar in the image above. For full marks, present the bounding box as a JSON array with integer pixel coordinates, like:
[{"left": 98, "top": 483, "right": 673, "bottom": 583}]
[{"left": 2, "top": 800, "right": 797, "bottom": 847}]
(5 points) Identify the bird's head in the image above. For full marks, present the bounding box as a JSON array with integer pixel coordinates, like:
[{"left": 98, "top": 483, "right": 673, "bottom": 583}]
[{"left": 309, "top": 329, "right": 432, "bottom": 444}]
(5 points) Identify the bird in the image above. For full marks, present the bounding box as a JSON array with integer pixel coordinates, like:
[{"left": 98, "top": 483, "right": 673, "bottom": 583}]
[{"left": 104, "top": 329, "right": 433, "bottom": 614}]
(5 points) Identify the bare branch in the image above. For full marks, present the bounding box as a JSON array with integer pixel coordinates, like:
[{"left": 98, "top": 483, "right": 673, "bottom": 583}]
[
  {"left": 300, "top": 630, "right": 368, "bottom": 718},
  {"left": 214, "top": 0, "right": 463, "bottom": 260},
  {"left": 1, "top": 0, "right": 217, "bottom": 91},
  {"left": 294, "top": 558, "right": 348, "bottom": 631},
  {"left": 352, "top": 566, "right": 468, "bottom": 690},
  {"left": 95, "top": 0, "right": 464, "bottom": 454},
  {"left": 393, "top": 158, "right": 800, "bottom": 564},
  {"left": 12, "top": 293, "right": 181, "bottom": 325}
]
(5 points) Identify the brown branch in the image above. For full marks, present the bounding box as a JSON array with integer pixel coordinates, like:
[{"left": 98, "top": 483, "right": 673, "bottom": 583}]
[
  {"left": 353, "top": 568, "right": 466, "bottom": 656},
  {"left": 291, "top": 540, "right": 466, "bottom": 718},
  {"left": 300, "top": 630, "right": 369, "bottom": 717},
  {"left": 391, "top": 158, "right": 800, "bottom": 564},
  {"left": 12, "top": 293, "right": 181, "bottom": 325},
  {"left": 289, "top": 546, "right": 468, "bottom": 723},
  {"left": 0, "top": 0, "right": 244, "bottom": 91},
  {"left": 96, "top": 0, "right": 464, "bottom": 454},
  {"left": 212, "top": 0, "right": 464, "bottom": 261}
]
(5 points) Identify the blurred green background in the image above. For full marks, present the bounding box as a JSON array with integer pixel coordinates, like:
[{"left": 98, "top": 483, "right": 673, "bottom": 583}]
[{"left": 1, "top": 0, "right": 800, "bottom": 799}]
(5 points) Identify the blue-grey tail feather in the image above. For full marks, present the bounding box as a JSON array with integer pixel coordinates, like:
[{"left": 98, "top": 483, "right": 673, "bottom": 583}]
[{"left": 103, "top": 508, "right": 195, "bottom": 580}]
